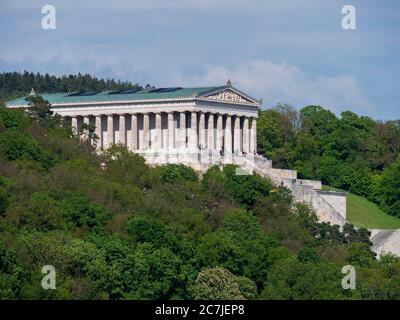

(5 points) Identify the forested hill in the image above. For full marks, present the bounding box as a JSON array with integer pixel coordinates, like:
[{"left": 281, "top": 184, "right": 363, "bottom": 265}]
[
  {"left": 257, "top": 104, "right": 400, "bottom": 218},
  {"left": 0, "top": 96, "right": 400, "bottom": 300},
  {"left": 1, "top": 72, "right": 398, "bottom": 219},
  {"left": 0, "top": 71, "right": 151, "bottom": 102}
]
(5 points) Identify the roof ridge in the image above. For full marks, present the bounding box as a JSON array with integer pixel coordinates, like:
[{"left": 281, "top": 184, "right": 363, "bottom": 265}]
[
  {"left": 32, "top": 85, "right": 225, "bottom": 96},
  {"left": 6, "top": 85, "right": 247, "bottom": 107}
]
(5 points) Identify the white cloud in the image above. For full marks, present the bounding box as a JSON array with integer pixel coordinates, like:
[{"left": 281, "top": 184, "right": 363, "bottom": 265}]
[
  {"left": 166, "top": 60, "right": 375, "bottom": 115},
  {"left": 0, "top": 45, "right": 375, "bottom": 116}
]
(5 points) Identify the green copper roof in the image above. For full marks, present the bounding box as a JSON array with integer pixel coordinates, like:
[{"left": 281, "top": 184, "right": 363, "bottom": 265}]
[{"left": 6, "top": 86, "right": 226, "bottom": 107}]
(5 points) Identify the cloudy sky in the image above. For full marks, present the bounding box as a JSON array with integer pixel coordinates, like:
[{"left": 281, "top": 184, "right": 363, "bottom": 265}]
[{"left": 1, "top": 0, "right": 399, "bottom": 119}]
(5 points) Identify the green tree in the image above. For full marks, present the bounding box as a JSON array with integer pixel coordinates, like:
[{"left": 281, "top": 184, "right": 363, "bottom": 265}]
[
  {"left": 0, "top": 128, "right": 55, "bottom": 170},
  {"left": 346, "top": 242, "right": 376, "bottom": 267},
  {"left": 297, "top": 246, "right": 320, "bottom": 263},
  {"left": 260, "top": 257, "right": 348, "bottom": 300},
  {"left": 221, "top": 165, "right": 272, "bottom": 209},
  {"left": 157, "top": 164, "right": 198, "bottom": 184},
  {"left": 125, "top": 243, "right": 191, "bottom": 299},
  {"left": 59, "top": 192, "right": 111, "bottom": 230},
  {"left": 0, "top": 105, "right": 28, "bottom": 129},
  {"left": 236, "top": 276, "right": 257, "bottom": 299},
  {"left": 0, "top": 240, "right": 25, "bottom": 299},
  {"left": 196, "top": 209, "right": 278, "bottom": 286},
  {"left": 375, "top": 157, "right": 400, "bottom": 217},
  {"left": 191, "top": 267, "right": 244, "bottom": 300},
  {"left": 26, "top": 95, "right": 53, "bottom": 121},
  {"left": 22, "top": 192, "right": 63, "bottom": 230},
  {"left": 126, "top": 214, "right": 176, "bottom": 249}
]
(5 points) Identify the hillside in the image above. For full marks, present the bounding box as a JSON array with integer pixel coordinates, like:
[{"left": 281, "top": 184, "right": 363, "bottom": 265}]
[
  {"left": 323, "top": 185, "right": 400, "bottom": 230},
  {"left": 1, "top": 97, "right": 400, "bottom": 300}
]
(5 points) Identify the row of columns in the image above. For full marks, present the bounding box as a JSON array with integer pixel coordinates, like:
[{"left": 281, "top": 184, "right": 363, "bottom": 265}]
[{"left": 70, "top": 112, "right": 257, "bottom": 155}]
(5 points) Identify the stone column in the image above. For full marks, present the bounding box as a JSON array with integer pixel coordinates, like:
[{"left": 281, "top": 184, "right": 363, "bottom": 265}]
[
  {"left": 107, "top": 115, "right": 114, "bottom": 148},
  {"left": 131, "top": 114, "right": 138, "bottom": 150},
  {"left": 143, "top": 113, "right": 150, "bottom": 150},
  {"left": 189, "top": 112, "right": 198, "bottom": 150},
  {"left": 95, "top": 115, "right": 102, "bottom": 148},
  {"left": 119, "top": 114, "right": 126, "bottom": 145},
  {"left": 168, "top": 112, "right": 174, "bottom": 150},
  {"left": 216, "top": 113, "right": 223, "bottom": 151},
  {"left": 250, "top": 118, "right": 257, "bottom": 155},
  {"left": 179, "top": 112, "right": 186, "bottom": 150},
  {"left": 155, "top": 113, "right": 162, "bottom": 151},
  {"left": 71, "top": 116, "right": 78, "bottom": 134},
  {"left": 83, "top": 116, "right": 90, "bottom": 141},
  {"left": 243, "top": 117, "right": 249, "bottom": 154},
  {"left": 199, "top": 112, "right": 206, "bottom": 150},
  {"left": 233, "top": 116, "right": 241, "bottom": 154},
  {"left": 225, "top": 115, "right": 232, "bottom": 154},
  {"left": 207, "top": 113, "right": 214, "bottom": 150}
]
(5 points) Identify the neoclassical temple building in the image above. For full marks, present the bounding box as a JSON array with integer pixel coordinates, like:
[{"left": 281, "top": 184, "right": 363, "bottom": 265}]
[
  {"left": 6, "top": 81, "right": 348, "bottom": 229},
  {"left": 8, "top": 81, "right": 400, "bottom": 257},
  {"left": 8, "top": 81, "right": 260, "bottom": 171}
]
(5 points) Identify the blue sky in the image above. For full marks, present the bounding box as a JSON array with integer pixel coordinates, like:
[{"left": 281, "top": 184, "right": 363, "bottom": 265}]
[{"left": 0, "top": 0, "right": 399, "bottom": 119}]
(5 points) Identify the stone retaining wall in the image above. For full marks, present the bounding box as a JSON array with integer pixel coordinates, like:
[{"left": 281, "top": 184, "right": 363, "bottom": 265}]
[{"left": 370, "top": 229, "right": 400, "bottom": 258}]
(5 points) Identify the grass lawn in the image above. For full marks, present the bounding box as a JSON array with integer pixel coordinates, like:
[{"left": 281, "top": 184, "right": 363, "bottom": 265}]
[{"left": 322, "top": 185, "right": 400, "bottom": 229}]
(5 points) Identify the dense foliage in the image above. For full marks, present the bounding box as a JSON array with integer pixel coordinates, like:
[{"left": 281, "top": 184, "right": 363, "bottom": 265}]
[
  {"left": 0, "top": 71, "right": 151, "bottom": 102},
  {"left": 257, "top": 104, "right": 400, "bottom": 217},
  {"left": 0, "top": 99, "right": 400, "bottom": 300}
]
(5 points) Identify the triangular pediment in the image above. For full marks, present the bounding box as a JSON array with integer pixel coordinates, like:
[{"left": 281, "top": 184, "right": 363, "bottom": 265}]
[{"left": 201, "top": 88, "right": 258, "bottom": 104}]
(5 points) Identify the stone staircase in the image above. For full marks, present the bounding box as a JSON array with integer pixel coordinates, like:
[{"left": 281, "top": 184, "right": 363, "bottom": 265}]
[
  {"left": 235, "top": 154, "right": 400, "bottom": 258},
  {"left": 235, "top": 155, "right": 347, "bottom": 228}
]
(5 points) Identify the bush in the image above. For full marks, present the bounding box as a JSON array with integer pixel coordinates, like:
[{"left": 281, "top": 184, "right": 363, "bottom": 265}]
[
  {"left": 0, "top": 106, "right": 28, "bottom": 129},
  {"left": 0, "top": 128, "right": 55, "bottom": 170},
  {"left": 260, "top": 257, "right": 347, "bottom": 299},
  {"left": 158, "top": 164, "right": 198, "bottom": 184},
  {"left": 220, "top": 208, "right": 263, "bottom": 240},
  {"left": 298, "top": 246, "right": 320, "bottom": 263},
  {"left": 126, "top": 214, "right": 175, "bottom": 249},
  {"left": 59, "top": 192, "right": 111, "bottom": 230},
  {"left": 23, "top": 192, "right": 63, "bottom": 230},
  {"left": 202, "top": 165, "right": 272, "bottom": 209},
  {"left": 346, "top": 242, "right": 376, "bottom": 267},
  {"left": 222, "top": 165, "right": 272, "bottom": 209},
  {"left": 125, "top": 243, "right": 188, "bottom": 299}
]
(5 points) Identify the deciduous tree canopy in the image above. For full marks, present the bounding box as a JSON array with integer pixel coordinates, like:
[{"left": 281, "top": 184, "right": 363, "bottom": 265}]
[
  {"left": 257, "top": 104, "right": 400, "bottom": 217},
  {"left": 0, "top": 76, "right": 399, "bottom": 300}
]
